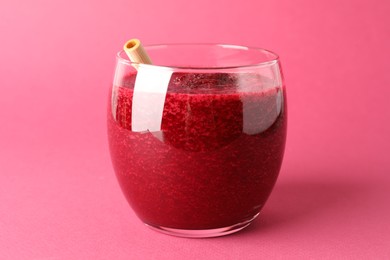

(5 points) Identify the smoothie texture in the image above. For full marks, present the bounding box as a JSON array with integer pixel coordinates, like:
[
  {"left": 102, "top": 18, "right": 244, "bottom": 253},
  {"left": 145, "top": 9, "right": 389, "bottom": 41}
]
[{"left": 108, "top": 72, "right": 287, "bottom": 230}]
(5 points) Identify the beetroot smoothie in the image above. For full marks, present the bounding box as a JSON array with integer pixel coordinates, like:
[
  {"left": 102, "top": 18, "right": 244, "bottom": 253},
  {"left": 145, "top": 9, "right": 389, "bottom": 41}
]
[{"left": 107, "top": 72, "right": 287, "bottom": 231}]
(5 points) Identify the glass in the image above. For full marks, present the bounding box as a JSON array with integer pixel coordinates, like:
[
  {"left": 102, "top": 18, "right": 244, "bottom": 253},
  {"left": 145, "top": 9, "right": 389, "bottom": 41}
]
[{"left": 107, "top": 44, "right": 287, "bottom": 238}]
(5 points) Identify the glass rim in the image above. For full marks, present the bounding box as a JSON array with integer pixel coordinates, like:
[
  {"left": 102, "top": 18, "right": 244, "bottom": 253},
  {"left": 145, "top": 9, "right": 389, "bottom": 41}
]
[{"left": 116, "top": 43, "right": 280, "bottom": 70}]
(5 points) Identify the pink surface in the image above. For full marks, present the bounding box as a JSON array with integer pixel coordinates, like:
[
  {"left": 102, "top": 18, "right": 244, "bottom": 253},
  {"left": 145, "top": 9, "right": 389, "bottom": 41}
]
[{"left": 1, "top": 0, "right": 389, "bottom": 259}]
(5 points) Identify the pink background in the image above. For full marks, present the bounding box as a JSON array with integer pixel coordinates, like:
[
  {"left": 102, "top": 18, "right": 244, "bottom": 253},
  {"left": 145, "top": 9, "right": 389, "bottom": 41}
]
[{"left": 1, "top": 0, "right": 390, "bottom": 259}]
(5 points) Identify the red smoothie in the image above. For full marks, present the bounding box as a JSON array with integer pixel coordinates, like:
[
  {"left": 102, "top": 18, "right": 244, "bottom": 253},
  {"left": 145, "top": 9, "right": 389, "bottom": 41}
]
[{"left": 107, "top": 72, "right": 287, "bottom": 230}]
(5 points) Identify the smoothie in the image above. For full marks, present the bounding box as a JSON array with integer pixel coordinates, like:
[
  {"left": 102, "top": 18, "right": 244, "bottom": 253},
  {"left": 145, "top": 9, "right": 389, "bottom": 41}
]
[{"left": 107, "top": 72, "right": 287, "bottom": 230}]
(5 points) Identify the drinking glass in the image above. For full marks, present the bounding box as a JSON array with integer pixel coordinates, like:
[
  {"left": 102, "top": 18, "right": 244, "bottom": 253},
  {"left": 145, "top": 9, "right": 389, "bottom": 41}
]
[{"left": 107, "top": 44, "right": 287, "bottom": 237}]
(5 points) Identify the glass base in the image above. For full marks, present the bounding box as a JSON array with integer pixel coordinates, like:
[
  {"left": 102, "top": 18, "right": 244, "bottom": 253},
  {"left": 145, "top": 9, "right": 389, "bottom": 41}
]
[{"left": 145, "top": 213, "right": 259, "bottom": 238}]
